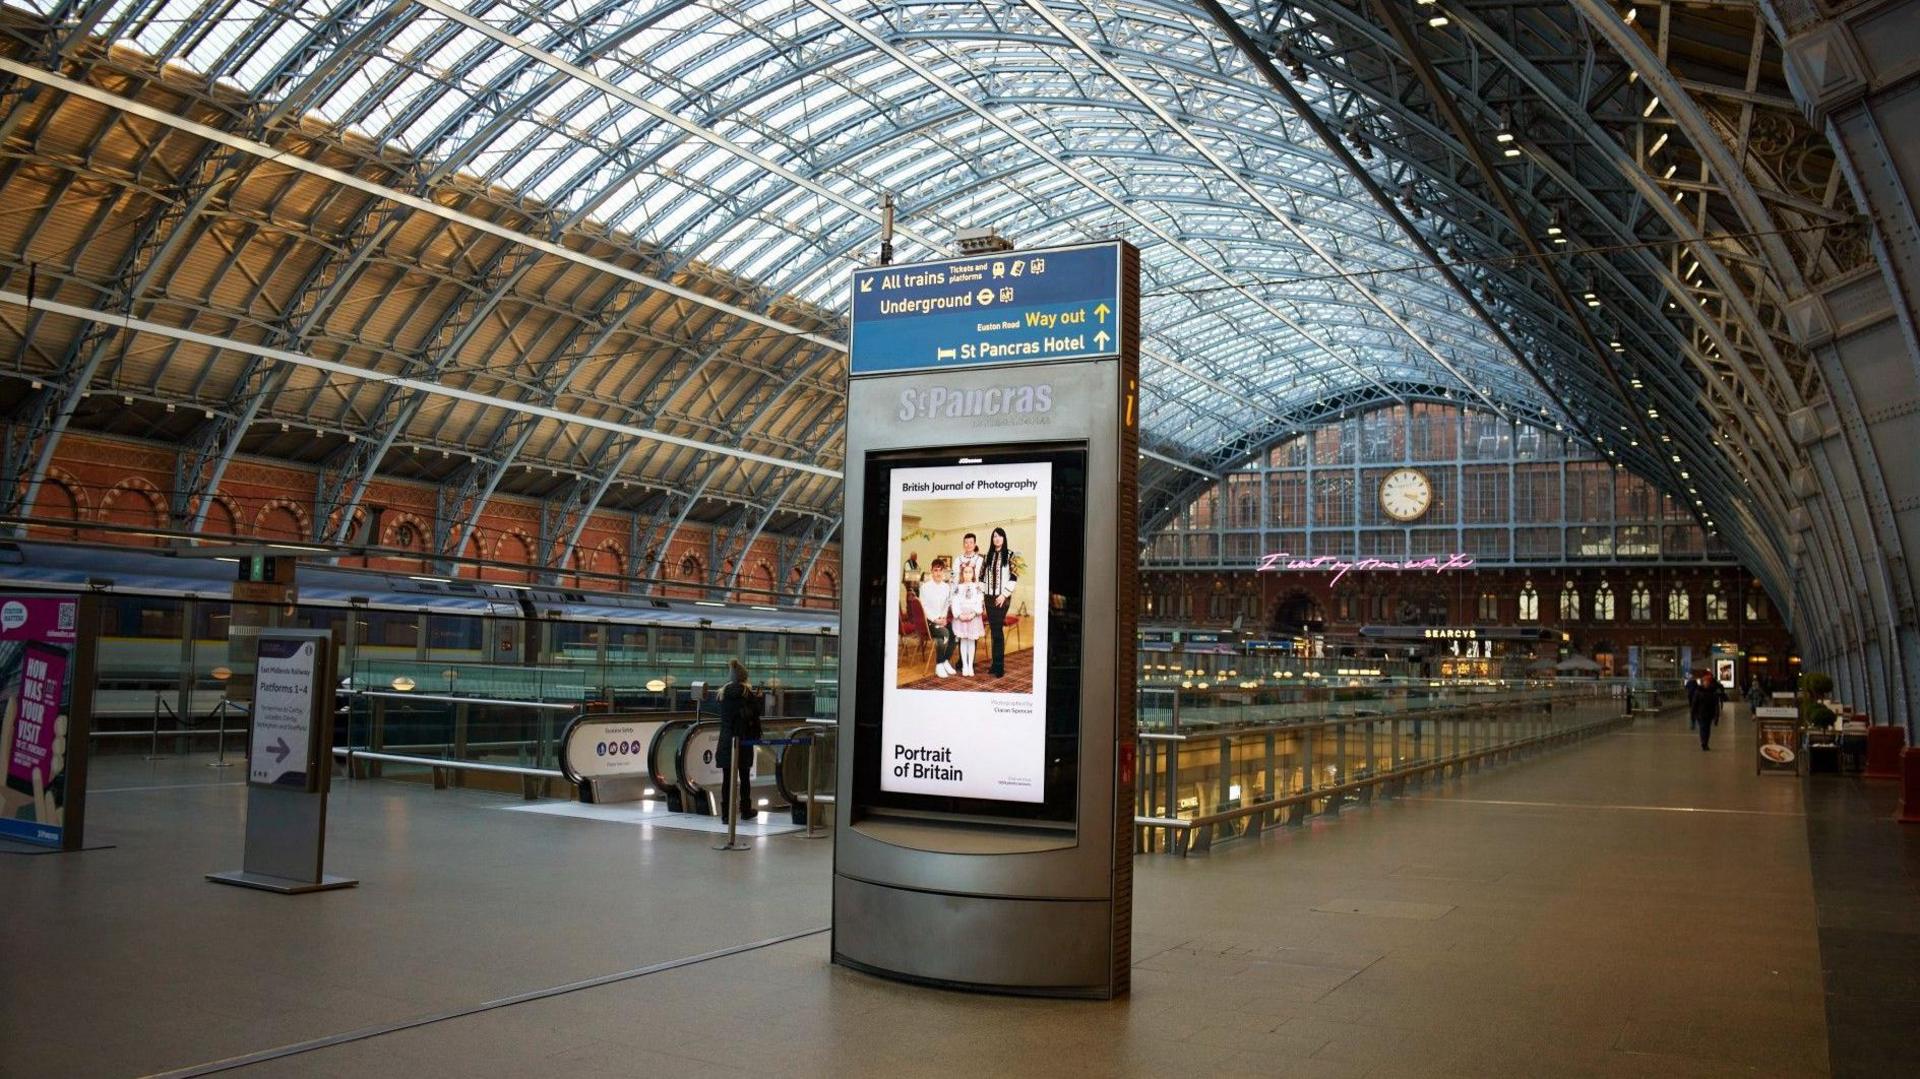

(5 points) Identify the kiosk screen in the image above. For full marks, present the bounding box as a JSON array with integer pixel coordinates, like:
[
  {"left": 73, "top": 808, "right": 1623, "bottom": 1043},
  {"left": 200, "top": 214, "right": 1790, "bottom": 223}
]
[{"left": 854, "top": 445, "right": 1086, "bottom": 824}]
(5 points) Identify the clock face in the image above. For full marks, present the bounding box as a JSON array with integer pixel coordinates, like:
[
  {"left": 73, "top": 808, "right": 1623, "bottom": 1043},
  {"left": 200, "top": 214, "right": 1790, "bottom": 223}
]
[{"left": 1379, "top": 468, "right": 1433, "bottom": 522}]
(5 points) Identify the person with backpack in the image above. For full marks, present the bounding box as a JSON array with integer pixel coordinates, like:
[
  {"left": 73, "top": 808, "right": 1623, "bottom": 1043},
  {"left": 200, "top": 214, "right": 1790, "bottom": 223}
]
[{"left": 717, "top": 659, "right": 763, "bottom": 821}]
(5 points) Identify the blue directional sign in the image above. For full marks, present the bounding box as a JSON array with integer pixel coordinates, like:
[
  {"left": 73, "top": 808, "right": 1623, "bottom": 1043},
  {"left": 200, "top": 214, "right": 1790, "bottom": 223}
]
[{"left": 848, "top": 242, "right": 1123, "bottom": 376}]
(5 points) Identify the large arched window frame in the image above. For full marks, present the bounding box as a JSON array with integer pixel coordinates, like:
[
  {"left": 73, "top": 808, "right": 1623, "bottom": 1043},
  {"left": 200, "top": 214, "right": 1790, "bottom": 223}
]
[
  {"left": 1629, "top": 583, "right": 1652, "bottom": 621},
  {"left": 1704, "top": 585, "right": 1729, "bottom": 622},
  {"left": 1559, "top": 581, "right": 1581, "bottom": 621},
  {"left": 1518, "top": 581, "right": 1539, "bottom": 622},
  {"left": 1594, "top": 582, "right": 1616, "bottom": 621},
  {"left": 1667, "top": 585, "right": 1691, "bottom": 621}
]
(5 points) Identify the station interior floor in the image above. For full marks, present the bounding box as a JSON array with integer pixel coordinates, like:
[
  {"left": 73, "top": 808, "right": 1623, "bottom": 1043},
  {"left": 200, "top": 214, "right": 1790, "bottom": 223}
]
[{"left": 4, "top": 716, "right": 1916, "bottom": 1078}]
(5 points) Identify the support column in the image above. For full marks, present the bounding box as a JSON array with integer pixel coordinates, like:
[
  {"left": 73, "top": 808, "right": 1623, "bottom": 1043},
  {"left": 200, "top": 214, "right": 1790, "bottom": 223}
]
[{"left": 1770, "top": 0, "right": 1920, "bottom": 733}]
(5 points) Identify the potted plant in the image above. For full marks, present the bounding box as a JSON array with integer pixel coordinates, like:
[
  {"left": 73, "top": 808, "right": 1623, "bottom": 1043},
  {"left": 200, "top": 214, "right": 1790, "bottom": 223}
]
[{"left": 1799, "top": 671, "right": 1835, "bottom": 728}]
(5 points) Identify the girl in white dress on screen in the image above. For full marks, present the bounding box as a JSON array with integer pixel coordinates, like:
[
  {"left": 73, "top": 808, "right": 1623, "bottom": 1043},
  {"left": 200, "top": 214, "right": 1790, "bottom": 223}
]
[{"left": 949, "top": 562, "right": 986, "bottom": 677}]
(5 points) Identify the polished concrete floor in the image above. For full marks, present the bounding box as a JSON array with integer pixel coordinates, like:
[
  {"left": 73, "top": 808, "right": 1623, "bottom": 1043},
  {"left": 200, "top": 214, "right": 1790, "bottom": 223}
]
[{"left": 0, "top": 717, "right": 1844, "bottom": 1077}]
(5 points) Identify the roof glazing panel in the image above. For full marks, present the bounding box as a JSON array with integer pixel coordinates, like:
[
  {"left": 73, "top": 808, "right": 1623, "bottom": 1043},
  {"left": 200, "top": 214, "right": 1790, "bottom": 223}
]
[{"left": 43, "top": 0, "right": 1568, "bottom": 463}]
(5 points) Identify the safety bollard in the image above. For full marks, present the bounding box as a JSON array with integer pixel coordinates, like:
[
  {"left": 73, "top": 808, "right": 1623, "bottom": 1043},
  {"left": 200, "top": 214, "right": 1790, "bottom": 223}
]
[
  {"left": 798, "top": 733, "right": 829, "bottom": 840},
  {"left": 145, "top": 692, "right": 171, "bottom": 760},
  {"left": 713, "top": 736, "right": 752, "bottom": 851},
  {"left": 209, "top": 700, "right": 235, "bottom": 768}
]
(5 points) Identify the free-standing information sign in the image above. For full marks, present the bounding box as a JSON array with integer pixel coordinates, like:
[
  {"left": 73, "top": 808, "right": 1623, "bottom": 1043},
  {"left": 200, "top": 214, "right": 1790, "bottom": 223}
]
[
  {"left": 835, "top": 240, "right": 1139, "bottom": 999},
  {"left": 0, "top": 595, "right": 95, "bottom": 851},
  {"left": 249, "top": 636, "right": 320, "bottom": 790},
  {"left": 209, "top": 629, "right": 355, "bottom": 893}
]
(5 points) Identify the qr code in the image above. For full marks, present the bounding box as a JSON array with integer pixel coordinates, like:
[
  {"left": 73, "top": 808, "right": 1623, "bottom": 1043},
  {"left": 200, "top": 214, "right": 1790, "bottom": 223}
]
[{"left": 58, "top": 603, "right": 75, "bottom": 630}]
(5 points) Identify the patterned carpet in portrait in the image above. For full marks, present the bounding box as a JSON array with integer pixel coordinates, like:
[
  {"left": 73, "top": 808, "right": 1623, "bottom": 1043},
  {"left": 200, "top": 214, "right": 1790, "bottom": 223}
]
[{"left": 898, "top": 642, "right": 1035, "bottom": 694}]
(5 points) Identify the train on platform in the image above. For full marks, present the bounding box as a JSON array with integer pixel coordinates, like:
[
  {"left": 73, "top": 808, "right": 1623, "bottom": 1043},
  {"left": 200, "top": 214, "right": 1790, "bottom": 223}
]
[{"left": 0, "top": 538, "right": 841, "bottom": 727}]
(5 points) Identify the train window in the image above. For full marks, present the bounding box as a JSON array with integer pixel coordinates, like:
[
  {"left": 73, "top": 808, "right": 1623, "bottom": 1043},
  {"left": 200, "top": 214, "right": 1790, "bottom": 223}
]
[
  {"left": 363, "top": 610, "right": 419, "bottom": 648},
  {"left": 701, "top": 630, "right": 739, "bottom": 659},
  {"left": 194, "top": 602, "right": 231, "bottom": 640},
  {"left": 293, "top": 607, "right": 346, "bottom": 642},
  {"left": 426, "top": 614, "right": 484, "bottom": 658},
  {"left": 139, "top": 603, "right": 183, "bottom": 638},
  {"left": 656, "top": 628, "right": 696, "bottom": 658},
  {"left": 745, "top": 632, "right": 780, "bottom": 658},
  {"left": 100, "top": 596, "right": 183, "bottom": 637},
  {"left": 551, "top": 621, "right": 599, "bottom": 661}
]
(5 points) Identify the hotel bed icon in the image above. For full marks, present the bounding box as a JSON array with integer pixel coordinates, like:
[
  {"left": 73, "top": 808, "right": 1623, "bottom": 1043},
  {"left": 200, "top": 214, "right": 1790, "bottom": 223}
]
[{"left": 935, "top": 347, "right": 957, "bottom": 361}]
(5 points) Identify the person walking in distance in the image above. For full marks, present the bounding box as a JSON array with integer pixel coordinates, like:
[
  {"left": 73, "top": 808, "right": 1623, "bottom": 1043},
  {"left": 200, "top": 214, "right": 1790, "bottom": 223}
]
[
  {"left": 717, "top": 659, "right": 763, "bottom": 821},
  {"left": 1692, "top": 669, "right": 1727, "bottom": 750}
]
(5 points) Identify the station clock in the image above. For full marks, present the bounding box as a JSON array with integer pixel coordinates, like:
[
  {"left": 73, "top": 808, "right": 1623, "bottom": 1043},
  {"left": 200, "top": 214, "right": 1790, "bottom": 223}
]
[{"left": 1378, "top": 468, "right": 1433, "bottom": 522}]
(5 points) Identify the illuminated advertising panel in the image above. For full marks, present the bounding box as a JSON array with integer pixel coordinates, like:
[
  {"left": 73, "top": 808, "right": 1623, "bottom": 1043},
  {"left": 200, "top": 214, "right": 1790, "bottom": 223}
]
[{"left": 854, "top": 446, "right": 1085, "bottom": 823}]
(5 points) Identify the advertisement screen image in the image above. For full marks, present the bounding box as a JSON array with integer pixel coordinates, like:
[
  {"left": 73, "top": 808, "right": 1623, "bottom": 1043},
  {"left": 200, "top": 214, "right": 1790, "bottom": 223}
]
[{"left": 882, "top": 461, "right": 1051, "bottom": 803}]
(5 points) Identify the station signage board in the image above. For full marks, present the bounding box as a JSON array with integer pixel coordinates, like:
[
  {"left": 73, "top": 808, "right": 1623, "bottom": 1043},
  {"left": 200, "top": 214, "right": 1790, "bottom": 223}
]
[
  {"left": 249, "top": 634, "right": 321, "bottom": 791},
  {"left": 836, "top": 239, "right": 1139, "bottom": 997},
  {"left": 849, "top": 243, "right": 1123, "bottom": 375},
  {"left": 1359, "top": 625, "right": 1555, "bottom": 641},
  {"left": 0, "top": 596, "right": 82, "bottom": 848}
]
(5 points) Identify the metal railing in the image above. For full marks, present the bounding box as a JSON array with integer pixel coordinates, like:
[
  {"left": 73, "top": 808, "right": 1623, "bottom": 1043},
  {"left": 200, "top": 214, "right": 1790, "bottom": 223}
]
[
  {"left": 1134, "top": 688, "right": 1634, "bottom": 855},
  {"left": 331, "top": 747, "right": 562, "bottom": 799}
]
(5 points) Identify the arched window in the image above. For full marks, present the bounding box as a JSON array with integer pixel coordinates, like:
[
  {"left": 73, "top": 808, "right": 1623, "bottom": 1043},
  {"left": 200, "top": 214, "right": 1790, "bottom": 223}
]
[
  {"left": 1518, "top": 581, "right": 1539, "bottom": 622},
  {"left": 1704, "top": 585, "right": 1728, "bottom": 622},
  {"left": 1746, "top": 591, "right": 1767, "bottom": 621},
  {"left": 1559, "top": 581, "right": 1580, "bottom": 621},
  {"left": 1666, "top": 585, "right": 1691, "bottom": 621},
  {"left": 1594, "top": 581, "right": 1616, "bottom": 621},
  {"left": 1629, "top": 583, "right": 1652, "bottom": 621},
  {"left": 1477, "top": 592, "right": 1498, "bottom": 621}
]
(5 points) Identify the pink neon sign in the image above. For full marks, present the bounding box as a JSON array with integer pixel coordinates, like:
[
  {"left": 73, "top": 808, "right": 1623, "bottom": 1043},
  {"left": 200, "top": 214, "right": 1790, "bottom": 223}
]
[{"left": 1256, "top": 552, "right": 1476, "bottom": 585}]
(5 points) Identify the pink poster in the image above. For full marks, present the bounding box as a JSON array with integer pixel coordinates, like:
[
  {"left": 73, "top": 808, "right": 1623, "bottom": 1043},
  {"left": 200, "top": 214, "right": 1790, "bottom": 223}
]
[
  {"left": 1, "top": 596, "right": 79, "bottom": 846},
  {"left": 7, "top": 644, "right": 68, "bottom": 786}
]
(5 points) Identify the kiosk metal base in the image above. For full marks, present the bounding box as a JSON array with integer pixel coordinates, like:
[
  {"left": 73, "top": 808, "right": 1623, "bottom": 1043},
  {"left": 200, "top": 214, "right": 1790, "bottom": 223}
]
[
  {"left": 207, "top": 870, "right": 359, "bottom": 894},
  {"left": 833, "top": 874, "right": 1122, "bottom": 999}
]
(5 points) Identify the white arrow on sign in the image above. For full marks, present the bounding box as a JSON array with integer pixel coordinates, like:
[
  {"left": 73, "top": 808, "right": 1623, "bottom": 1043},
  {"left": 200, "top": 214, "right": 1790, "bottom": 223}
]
[
  {"left": 859, "top": 278, "right": 873, "bottom": 293},
  {"left": 1094, "top": 330, "right": 1111, "bottom": 349}
]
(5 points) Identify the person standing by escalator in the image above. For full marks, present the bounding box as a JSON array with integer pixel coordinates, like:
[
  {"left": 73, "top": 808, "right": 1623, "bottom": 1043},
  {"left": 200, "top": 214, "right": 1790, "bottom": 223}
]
[{"left": 717, "top": 659, "right": 763, "bottom": 821}]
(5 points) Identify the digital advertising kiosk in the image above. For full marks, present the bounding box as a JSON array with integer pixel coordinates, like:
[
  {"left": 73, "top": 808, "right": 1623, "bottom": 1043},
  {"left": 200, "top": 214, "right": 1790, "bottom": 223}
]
[{"left": 834, "top": 240, "right": 1140, "bottom": 998}]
